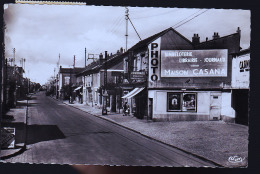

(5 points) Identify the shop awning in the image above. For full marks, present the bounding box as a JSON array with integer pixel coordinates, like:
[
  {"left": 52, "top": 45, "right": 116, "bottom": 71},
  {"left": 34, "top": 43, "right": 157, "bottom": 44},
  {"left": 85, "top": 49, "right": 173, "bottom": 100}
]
[
  {"left": 121, "top": 87, "right": 145, "bottom": 99},
  {"left": 74, "top": 86, "right": 82, "bottom": 91}
]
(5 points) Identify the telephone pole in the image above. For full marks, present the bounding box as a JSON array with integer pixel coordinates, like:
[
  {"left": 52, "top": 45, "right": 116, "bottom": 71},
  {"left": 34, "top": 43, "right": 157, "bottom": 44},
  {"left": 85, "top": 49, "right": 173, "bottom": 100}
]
[
  {"left": 85, "top": 48, "right": 87, "bottom": 68},
  {"left": 73, "top": 55, "right": 76, "bottom": 68},
  {"left": 13, "top": 48, "right": 15, "bottom": 66},
  {"left": 125, "top": 7, "right": 129, "bottom": 51}
]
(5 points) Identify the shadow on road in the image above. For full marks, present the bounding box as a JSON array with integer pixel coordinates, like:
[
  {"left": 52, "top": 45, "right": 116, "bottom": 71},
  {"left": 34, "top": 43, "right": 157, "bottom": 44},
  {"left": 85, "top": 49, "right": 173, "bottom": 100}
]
[
  {"left": 27, "top": 124, "right": 66, "bottom": 145},
  {"left": 1, "top": 122, "right": 66, "bottom": 145}
]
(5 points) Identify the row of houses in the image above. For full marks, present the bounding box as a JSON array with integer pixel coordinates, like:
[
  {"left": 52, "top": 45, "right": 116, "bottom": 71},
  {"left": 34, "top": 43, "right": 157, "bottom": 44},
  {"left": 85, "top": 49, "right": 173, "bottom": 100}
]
[
  {"left": 0, "top": 61, "right": 41, "bottom": 115},
  {"left": 57, "top": 27, "right": 250, "bottom": 125}
]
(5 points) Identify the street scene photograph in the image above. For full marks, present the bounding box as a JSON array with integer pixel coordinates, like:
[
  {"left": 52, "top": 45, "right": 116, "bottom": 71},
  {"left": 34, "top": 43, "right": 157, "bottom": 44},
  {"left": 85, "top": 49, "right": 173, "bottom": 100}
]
[{"left": 0, "top": 3, "right": 250, "bottom": 168}]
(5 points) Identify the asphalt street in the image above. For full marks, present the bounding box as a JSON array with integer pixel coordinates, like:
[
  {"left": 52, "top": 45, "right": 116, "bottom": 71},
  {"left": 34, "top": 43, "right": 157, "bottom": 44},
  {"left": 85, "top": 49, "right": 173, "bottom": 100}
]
[{"left": 4, "top": 92, "right": 216, "bottom": 167}]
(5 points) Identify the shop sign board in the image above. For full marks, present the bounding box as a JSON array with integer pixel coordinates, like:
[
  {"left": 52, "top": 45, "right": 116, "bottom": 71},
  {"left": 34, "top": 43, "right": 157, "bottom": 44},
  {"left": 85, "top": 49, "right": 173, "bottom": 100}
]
[
  {"left": 130, "top": 71, "right": 146, "bottom": 80},
  {"left": 148, "top": 38, "right": 161, "bottom": 82},
  {"left": 161, "top": 49, "right": 228, "bottom": 77},
  {"left": 1, "top": 127, "right": 15, "bottom": 149},
  {"left": 232, "top": 53, "right": 250, "bottom": 89},
  {"left": 111, "top": 71, "right": 123, "bottom": 76}
]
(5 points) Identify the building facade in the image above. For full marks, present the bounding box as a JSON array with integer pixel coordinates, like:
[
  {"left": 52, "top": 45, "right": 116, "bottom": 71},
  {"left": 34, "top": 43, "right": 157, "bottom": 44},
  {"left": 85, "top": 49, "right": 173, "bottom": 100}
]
[
  {"left": 76, "top": 49, "right": 124, "bottom": 112},
  {"left": 58, "top": 66, "right": 85, "bottom": 100},
  {"left": 121, "top": 27, "right": 243, "bottom": 122},
  {"left": 231, "top": 48, "right": 250, "bottom": 125}
]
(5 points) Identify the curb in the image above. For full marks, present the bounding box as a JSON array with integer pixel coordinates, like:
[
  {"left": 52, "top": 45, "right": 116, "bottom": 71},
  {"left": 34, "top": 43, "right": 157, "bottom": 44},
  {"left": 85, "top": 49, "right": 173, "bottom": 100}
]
[
  {"left": 58, "top": 98, "right": 224, "bottom": 167},
  {"left": 0, "top": 146, "right": 27, "bottom": 160}
]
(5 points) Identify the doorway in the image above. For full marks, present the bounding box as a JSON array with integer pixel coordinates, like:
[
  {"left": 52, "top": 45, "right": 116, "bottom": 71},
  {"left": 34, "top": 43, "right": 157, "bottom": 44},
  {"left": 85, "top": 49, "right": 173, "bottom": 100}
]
[{"left": 209, "top": 93, "right": 222, "bottom": 120}]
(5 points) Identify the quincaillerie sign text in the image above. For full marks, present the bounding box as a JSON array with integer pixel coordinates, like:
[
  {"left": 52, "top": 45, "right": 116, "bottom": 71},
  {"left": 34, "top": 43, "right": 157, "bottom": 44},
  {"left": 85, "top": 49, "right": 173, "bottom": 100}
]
[{"left": 161, "top": 49, "right": 228, "bottom": 77}]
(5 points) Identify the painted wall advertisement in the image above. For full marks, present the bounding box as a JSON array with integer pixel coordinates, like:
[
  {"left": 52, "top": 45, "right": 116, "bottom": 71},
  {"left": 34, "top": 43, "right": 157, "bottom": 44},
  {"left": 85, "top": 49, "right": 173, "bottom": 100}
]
[
  {"left": 161, "top": 49, "right": 228, "bottom": 77},
  {"left": 232, "top": 53, "right": 250, "bottom": 89}
]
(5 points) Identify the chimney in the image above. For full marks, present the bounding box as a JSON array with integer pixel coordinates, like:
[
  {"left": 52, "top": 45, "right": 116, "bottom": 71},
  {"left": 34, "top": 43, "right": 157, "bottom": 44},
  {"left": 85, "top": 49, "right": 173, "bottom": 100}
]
[
  {"left": 110, "top": 53, "right": 113, "bottom": 56},
  {"left": 99, "top": 53, "right": 103, "bottom": 59},
  {"left": 120, "top": 47, "right": 123, "bottom": 53},
  {"left": 206, "top": 37, "right": 208, "bottom": 41},
  {"left": 192, "top": 33, "right": 200, "bottom": 45},
  {"left": 213, "top": 32, "right": 220, "bottom": 40},
  {"left": 237, "top": 27, "right": 241, "bottom": 36}
]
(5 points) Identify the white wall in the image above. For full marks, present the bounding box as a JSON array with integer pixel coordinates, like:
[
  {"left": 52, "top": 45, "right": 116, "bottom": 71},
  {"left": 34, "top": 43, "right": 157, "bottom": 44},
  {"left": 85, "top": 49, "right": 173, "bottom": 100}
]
[
  {"left": 197, "top": 92, "right": 210, "bottom": 114},
  {"left": 221, "top": 92, "right": 235, "bottom": 118}
]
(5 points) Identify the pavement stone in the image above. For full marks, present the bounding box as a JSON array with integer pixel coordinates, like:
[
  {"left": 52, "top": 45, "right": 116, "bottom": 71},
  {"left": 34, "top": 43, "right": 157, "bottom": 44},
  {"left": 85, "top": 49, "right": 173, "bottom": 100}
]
[{"left": 63, "top": 100, "right": 248, "bottom": 167}]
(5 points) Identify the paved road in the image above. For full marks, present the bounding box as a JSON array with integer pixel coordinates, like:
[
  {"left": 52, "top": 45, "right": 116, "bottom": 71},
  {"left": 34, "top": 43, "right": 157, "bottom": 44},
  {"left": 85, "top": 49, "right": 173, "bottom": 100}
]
[{"left": 5, "top": 92, "right": 216, "bottom": 167}]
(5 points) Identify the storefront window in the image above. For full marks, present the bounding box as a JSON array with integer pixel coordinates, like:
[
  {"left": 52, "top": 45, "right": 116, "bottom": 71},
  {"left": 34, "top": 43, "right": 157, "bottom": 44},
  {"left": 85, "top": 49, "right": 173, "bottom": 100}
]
[
  {"left": 167, "top": 93, "right": 181, "bottom": 111},
  {"left": 167, "top": 93, "right": 196, "bottom": 112},
  {"left": 182, "top": 93, "right": 196, "bottom": 111}
]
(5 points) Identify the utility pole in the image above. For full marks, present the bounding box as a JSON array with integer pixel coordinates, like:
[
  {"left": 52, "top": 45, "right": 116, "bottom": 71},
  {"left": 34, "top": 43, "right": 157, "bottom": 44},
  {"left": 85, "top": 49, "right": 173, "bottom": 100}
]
[
  {"left": 87, "top": 53, "right": 97, "bottom": 108},
  {"left": 13, "top": 48, "right": 15, "bottom": 66},
  {"left": 73, "top": 55, "right": 75, "bottom": 68},
  {"left": 54, "top": 68, "right": 56, "bottom": 96},
  {"left": 102, "top": 51, "right": 108, "bottom": 115},
  {"left": 125, "top": 7, "right": 129, "bottom": 51},
  {"left": 85, "top": 48, "right": 87, "bottom": 68},
  {"left": 57, "top": 54, "right": 60, "bottom": 99},
  {"left": 20, "top": 58, "right": 25, "bottom": 71}
]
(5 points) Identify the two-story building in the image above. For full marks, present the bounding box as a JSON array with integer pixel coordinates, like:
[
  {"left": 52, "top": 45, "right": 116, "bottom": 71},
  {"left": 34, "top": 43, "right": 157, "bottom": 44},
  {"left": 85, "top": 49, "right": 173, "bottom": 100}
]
[
  {"left": 76, "top": 49, "right": 125, "bottom": 112},
  {"left": 58, "top": 66, "right": 85, "bottom": 100},
  {"left": 121, "top": 27, "right": 243, "bottom": 122}
]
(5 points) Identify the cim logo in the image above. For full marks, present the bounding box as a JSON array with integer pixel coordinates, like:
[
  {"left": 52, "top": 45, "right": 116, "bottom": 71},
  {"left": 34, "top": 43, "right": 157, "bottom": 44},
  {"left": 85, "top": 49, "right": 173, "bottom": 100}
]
[
  {"left": 239, "top": 59, "right": 250, "bottom": 72},
  {"left": 228, "top": 156, "right": 245, "bottom": 163}
]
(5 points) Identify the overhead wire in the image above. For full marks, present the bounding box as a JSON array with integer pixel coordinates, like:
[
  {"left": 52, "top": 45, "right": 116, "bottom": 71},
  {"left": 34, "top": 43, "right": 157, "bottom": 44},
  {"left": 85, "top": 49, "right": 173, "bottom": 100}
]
[
  {"left": 173, "top": 9, "right": 209, "bottom": 29},
  {"left": 131, "top": 8, "right": 180, "bottom": 20}
]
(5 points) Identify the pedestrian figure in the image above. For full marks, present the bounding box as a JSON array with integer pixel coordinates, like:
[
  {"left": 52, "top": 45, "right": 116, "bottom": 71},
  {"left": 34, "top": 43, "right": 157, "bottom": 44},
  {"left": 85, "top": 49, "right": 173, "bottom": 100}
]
[{"left": 123, "top": 102, "right": 130, "bottom": 116}]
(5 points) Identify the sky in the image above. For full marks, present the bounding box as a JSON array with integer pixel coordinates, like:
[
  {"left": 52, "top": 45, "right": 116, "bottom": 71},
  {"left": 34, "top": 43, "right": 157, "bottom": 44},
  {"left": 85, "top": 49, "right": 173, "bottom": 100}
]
[{"left": 4, "top": 4, "right": 250, "bottom": 85}]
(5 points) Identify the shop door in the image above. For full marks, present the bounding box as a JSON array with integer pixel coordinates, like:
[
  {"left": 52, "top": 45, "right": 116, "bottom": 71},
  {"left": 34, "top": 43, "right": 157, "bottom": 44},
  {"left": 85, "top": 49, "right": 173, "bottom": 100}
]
[
  {"left": 209, "top": 94, "right": 222, "bottom": 120},
  {"left": 148, "top": 98, "right": 153, "bottom": 120}
]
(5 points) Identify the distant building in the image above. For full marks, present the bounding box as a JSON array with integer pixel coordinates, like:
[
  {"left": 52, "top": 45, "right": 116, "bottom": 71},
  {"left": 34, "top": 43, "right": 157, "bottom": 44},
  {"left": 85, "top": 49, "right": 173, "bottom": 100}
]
[
  {"left": 76, "top": 49, "right": 124, "bottom": 111},
  {"left": 58, "top": 66, "right": 85, "bottom": 100}
]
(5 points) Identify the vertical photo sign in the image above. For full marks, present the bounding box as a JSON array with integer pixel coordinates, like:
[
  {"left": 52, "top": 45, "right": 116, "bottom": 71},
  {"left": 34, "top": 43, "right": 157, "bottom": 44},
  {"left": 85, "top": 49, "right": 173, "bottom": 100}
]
[{"left": 148, "top": 38, "right": 161, "bottom": 82}]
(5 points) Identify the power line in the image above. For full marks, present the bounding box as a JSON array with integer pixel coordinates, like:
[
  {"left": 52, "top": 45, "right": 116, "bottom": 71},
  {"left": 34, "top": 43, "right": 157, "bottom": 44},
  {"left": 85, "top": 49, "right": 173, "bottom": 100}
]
[
  {"left": 128, "top": 16, "right": 142, "bottom": 40},
  {"left": 132, "top": 9, "right": 179, "bottom": 20},
  {"left": 173, "top": 9, "right": 209, "bottom": 29},
  {"left": 172, "top": 9, "right": 203, "bottom": 28}
]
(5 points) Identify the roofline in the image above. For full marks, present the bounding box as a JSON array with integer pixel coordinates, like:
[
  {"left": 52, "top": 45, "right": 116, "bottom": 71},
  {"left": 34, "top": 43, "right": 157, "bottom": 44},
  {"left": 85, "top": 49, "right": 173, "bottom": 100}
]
[
  {"left": 196, "top": 32, "right": 240, "bottom": 46},
  {"left": 231, "top": 47, "right": 250, "bottom": 56}
]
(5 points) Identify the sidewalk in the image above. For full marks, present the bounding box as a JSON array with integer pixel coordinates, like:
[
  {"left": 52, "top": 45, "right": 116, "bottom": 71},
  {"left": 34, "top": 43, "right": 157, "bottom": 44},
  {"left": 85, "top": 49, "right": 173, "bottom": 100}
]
[
  {"left": 1, "top": 99, "right": 28, "bottom": 159},
  {"left": 64, "top": 100, "right": 248, "bottom": 167}
]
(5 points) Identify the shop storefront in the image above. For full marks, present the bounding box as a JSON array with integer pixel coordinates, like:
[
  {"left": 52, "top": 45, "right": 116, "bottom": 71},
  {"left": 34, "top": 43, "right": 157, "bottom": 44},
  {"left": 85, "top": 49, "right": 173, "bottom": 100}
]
[
  {"left": 119, "top": 27, "right": 241, "bottom": 121},
  {"left": 146, "top": 30, "right": 239, "bottom": 121}
]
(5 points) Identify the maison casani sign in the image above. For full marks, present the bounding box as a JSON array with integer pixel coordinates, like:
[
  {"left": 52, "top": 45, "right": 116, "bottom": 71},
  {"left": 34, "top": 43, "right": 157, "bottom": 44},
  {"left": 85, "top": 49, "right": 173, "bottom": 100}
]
[{"left": 161, "top": 49, "right": 228, "bottom": 77}]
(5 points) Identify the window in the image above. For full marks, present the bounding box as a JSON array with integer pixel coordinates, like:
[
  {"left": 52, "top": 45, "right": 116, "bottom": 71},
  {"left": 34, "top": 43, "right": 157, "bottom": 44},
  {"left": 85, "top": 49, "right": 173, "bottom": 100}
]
[
  {"left": 64, "top": 76, "right": 70, "bottom": 85},
  {"left": 124, "top": 58, "right": 128, "bottom": 73},
  {"left": 167, "top": 93, "right": 196, "bottom": 112}
]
